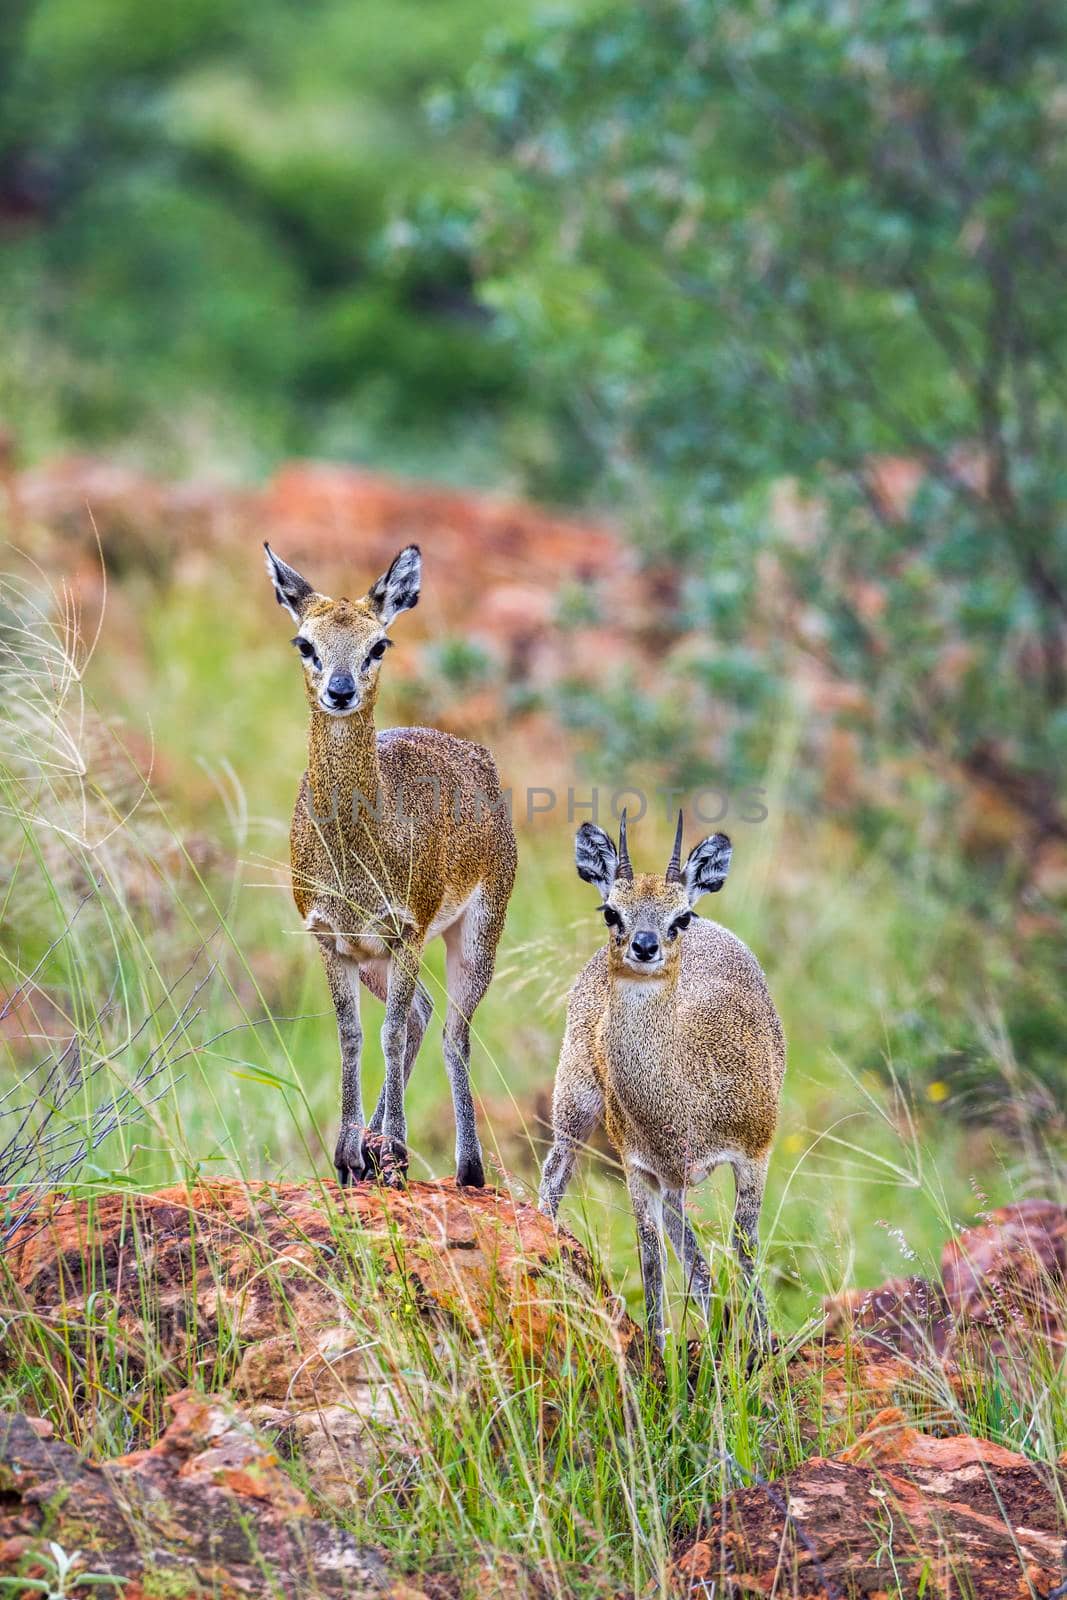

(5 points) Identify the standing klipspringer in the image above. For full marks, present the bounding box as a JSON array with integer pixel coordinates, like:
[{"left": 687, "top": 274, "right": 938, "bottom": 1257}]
[
  {"left": 539, "top": 813, "right": 784, "bottom": 1349},
  {"left": 265, "top": 542, "right": 516, "bottom": 1189}
]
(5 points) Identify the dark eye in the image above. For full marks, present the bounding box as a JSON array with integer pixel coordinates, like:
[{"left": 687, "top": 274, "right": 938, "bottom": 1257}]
[
  {"left": 292, "top": 637, "right": 321, "bottom": 670},
  {"left": 668, "top": 911, "right": 692, "bottom": 939},
  {"left": 600, "top": 905, "right": 622, "bottom": 932},
  {"left": 364, "top": 638, "right": 390, "bottom": 668}
]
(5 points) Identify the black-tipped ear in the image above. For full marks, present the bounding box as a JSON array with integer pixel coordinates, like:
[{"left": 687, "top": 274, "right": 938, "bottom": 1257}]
[
  {"left": 367, "top": 544, "right": 421, "bottom": 625},
  {"left": 264, "top": 543, "right": 317, "bottom": 624},
  {"left": 575, "top": 822, "right": 619, "bottom": 898},
  {"left": 683, "top": 833, "right": 732, "bottom": 904}
]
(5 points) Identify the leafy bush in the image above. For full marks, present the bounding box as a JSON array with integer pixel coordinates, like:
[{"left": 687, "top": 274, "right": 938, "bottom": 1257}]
[
  {"left": 459, "top": 0, "right": 1067, "bottom": 864},
  {"left": 0, "top": 0, "right": 557, "bottom": 470}
]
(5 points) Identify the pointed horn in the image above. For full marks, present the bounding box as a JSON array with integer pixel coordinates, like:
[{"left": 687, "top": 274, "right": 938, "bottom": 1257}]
[
  {"left": 665, "top": 809, "right": 684, "bottom": 882},
  {"left": 616, "top": 809, "right": 634, "bottom": 881}
]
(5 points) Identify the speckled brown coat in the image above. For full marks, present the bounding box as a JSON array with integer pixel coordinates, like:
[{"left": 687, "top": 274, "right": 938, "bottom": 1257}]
[
  {"left": 540, "top": 818, "right": 784, "bottom": 1349},
  {"left": 265, "top": 543, "right": 516, "bottom": 1190},
  {"left": 561, "top": 902, "right": 784, "bottom": 1192},
  {"left": 291, "top": 705, "right": 513, "bottom": 964}
]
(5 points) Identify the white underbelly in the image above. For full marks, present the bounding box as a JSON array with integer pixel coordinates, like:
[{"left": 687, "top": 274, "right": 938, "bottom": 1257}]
[
  {"left": 307, "top": 885, "right": 477, "bottom": 960},
  {"left": 625, "top": 1145, "right": 738, "bottom": 1191},
  {"left": 425, "top": 887, "right": 476, "bottom": 943}
]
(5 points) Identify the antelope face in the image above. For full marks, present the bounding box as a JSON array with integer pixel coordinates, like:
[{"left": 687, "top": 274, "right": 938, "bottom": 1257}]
[
  {"left": 575, "top": 811, "right": 732, "bottom": 977},
  {"left": 290, "top": 599, "right": 394, "bottom": 716},
  {"left": 264, "top": 543, "right": 420, "bottom": 717},
  {"left": 600, "top": 875, "right": 693, "bottom": 975}
]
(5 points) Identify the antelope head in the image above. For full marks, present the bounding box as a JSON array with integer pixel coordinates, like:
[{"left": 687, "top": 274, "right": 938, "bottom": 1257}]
[{"left": 575, "top": 811, "right": 732, "bottom": 975}]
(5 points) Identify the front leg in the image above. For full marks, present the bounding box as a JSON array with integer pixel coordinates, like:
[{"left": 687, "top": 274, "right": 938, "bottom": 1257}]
[
  {"left": 627, "top": 1169, "right": 666, "bottom": 1353},
  {"left": 663, "top": 1188, "right": 712, "bottom": 1322},
  {"left": 319, "top": 942, "right": 365, "bottom": 1187},
  {"left": 362, "top": 969, "right": 433, "bottom": 1133},
  {"left": 538, "top": 1049, "right": 603, "bottom": 1218},
  {"left": 372, "top": 940, "right": 422, "bottom": 1186},
  {"left": 730, "top": 1152, "right": 771, "bottom": 1352}
]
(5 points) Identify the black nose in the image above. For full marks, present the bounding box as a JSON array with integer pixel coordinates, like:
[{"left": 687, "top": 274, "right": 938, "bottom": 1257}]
[
  {"left": 326, "top": 672, "right": 355, "bottom": 706},
  {"left": 631, "top": 930, "right": 660, "bottom": 962}
]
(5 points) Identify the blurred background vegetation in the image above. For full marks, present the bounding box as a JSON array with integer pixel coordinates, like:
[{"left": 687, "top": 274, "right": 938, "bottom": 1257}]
[
  {"left": 0, "top": 0, "right": 577, "bottom": 479},
  {"left": 1, "top": 0, "right": 1065, "bottom": 1319}
]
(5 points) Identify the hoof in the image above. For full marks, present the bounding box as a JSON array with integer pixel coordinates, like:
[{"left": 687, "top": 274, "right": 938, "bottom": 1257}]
[
  {"left": 334, "top": 1124, "right": 369, "bottom": 1186},
  {"left": 360, "top": 1129, "right": 409, "bottom": 1188},
  {"left": 455, "top": 1153, "right": 486, "bottom": 1189},
  {"left": 744, "top": 1323, "right": 778, "bottom": 1375}
]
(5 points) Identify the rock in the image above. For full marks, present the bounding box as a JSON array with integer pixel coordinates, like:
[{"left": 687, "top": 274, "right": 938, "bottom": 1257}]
[
  {"left": 769, "top": 1338, "right": 965, "bottom": 1455},
  {"left": 262, "top": 464, "right": 620, "bottom": 593},
  {"left": 940, "top": 1201, "right": 1067, "bottom": 1401},
  {"left": 2, "top": 1178, "right": 633, "bottom": 1506},
  {"left": 820, "top": 1201, "right": 1067, "bottom": 1402},
  {"left": 942, "top": 1200, "right": 1067, "bottom": 1335},
  {"left": 676, "top": 1413, "right": 1067, "bottom": 1599},
  {"left": 17, "top": 455, "right": 236, "bottom": 575},
  {"left": 769, "top": 1203, "right": 1067, "bottom": 1470},
  {"left": 0, "top": 1391, "right": 405, "bottom": 1597},
  {"left": 823, "top": 1273, "right": 953, "bottom": 1359}
]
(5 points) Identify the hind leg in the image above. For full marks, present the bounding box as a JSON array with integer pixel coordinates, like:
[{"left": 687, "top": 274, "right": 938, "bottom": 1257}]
[
  {"left": 319, "top": 942, "right": 366, "bottom": 1187},
  {"left": 628, "top": 1170, "right": 667, "bottom": 1352},
  {"left": 663, "top": 1188, "right": 712, "bottom": 1320},
  {"left": 442, "top": 886, "right": 505, "bottom": 1188},
  {"left": 361, "top": 961, "right": 433, "bottom": 1132},
  {"left": 730, "top": 1152, "right": 771, "bottom": 1349},
  {"left": 539, "top": 1033, "right": 603, "bottom": 1219}
]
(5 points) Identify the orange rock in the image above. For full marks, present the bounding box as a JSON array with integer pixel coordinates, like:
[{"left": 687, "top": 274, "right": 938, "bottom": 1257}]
[
  {"left": 842, "top": 1408, "right": 1028, "bottom": 1473},
  {"left": 942, "top": 1200, "right": 1066, "bottom": 1334},
  {"left": 263, "top": 463, "right": 619, "bottom": 591},
  {"left": 823, "top": 1275, "right": 952, "bottom": 1359},
  {"left": 676, "top": 1429, "right": 1066, "bottom": 1599},
  {"left": 0, "top": 1399, "right": 394, "bottom": 1596},
  {"left": 816, "top": 1204, "right": 1067, "bottom": 1408},
  {"left": 3, "top": 1178, "right": 634, "bottom": 1507}
]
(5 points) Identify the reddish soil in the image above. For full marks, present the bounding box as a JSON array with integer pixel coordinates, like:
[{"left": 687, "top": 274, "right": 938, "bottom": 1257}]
[
  {"left": 677, "top": 1418, "right": 1067, "bottom": 1598},
  {"left": 0, "top": 1391, "right": 412, "bottom": 1598}
]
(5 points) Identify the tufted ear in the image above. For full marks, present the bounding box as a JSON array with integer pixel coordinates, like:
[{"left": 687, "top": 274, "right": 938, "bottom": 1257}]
[
  {"left": 366, "top": 544, "right": 421, "bottom": 625},
  {"left": 264, "top": 543, "right": 317, "bottom": 624},
  {"left": 575, "top": 823, "right": 619, "bottom": 897},
  {"left": 683, "top": 833, "right": 732, "bottom": 904}
]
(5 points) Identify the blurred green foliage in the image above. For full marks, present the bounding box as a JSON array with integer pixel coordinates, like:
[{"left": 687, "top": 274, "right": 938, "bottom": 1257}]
[
  {"left": 456, "top": 0, "right": 1067, "bottom": 865},
  {"left": 1, "top": 0, "right": 1064, "bottom": 1113},
  {"left": 0, "top": 0, "right": 582, "bottom": 477}
]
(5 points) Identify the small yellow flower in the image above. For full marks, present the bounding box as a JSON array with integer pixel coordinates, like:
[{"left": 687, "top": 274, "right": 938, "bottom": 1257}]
[
  {"left": 926, "top": 1080, "right": 950, "bottom": 1103},
  {"left": 782, "top": 1132, "right": 806, "bottom": 1154}
]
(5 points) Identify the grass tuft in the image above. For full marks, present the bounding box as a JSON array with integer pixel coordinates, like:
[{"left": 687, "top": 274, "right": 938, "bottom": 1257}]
[{"left": 0, "top": 548, "right": 1064, "bottom": 1594}]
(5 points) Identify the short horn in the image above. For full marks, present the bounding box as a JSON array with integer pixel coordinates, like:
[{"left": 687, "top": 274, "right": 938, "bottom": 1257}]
[
  {"left": 665, "top": 810, "right": 684, "bottom": 882},
  {"left": 616, "top": 809, "right": 634, "bottom": 881}
]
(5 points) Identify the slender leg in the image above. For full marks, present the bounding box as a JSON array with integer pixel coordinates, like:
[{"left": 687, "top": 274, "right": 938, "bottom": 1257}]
[
  {"left": 627, "top": 1170, "right": 666, "bottom": 1352},
  {"left": 442, "top": 890, "right": 504, "bottom": 1189},
  {"left": 320, "top": 942, "right": 365, "bottom": 1187},
  {"left": 443, "top": 1012, "right": 482, "bottom": 1187},
  {"left": 362, "top": 966, "right": 433, "bottom": 1132},
  {"left": 366, "top": 941, "right": 420, "bottom": 1185},
  {"left": 730, "top": 1152, "right": 770, "bottom": 1347},
  {"left": 538, "top": 1050, "right": 603, "bottom": 1218},
  {"left": 663, "top": 1188, "right": 712, "bottom": 1321}
]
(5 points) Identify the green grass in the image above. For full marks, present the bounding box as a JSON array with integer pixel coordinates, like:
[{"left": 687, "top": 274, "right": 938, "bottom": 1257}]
[{"left": 1, "top": 546, "right": 1065, "bottom": 1595}]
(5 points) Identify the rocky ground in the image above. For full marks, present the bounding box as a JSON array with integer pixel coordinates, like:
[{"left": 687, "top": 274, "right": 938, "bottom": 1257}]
[
  {"left": 1, "top": 1183, "right": 1065, "bottom": 1596},
  {"left": 678, "top": 1423, "right": 1066, "bottom": 1600},
  {"left": 0, "top": 1396, "right": 404, "bottom": 1600},
  {"left": 9, "top": 449, "right": 1066, "bottom": 882}
]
